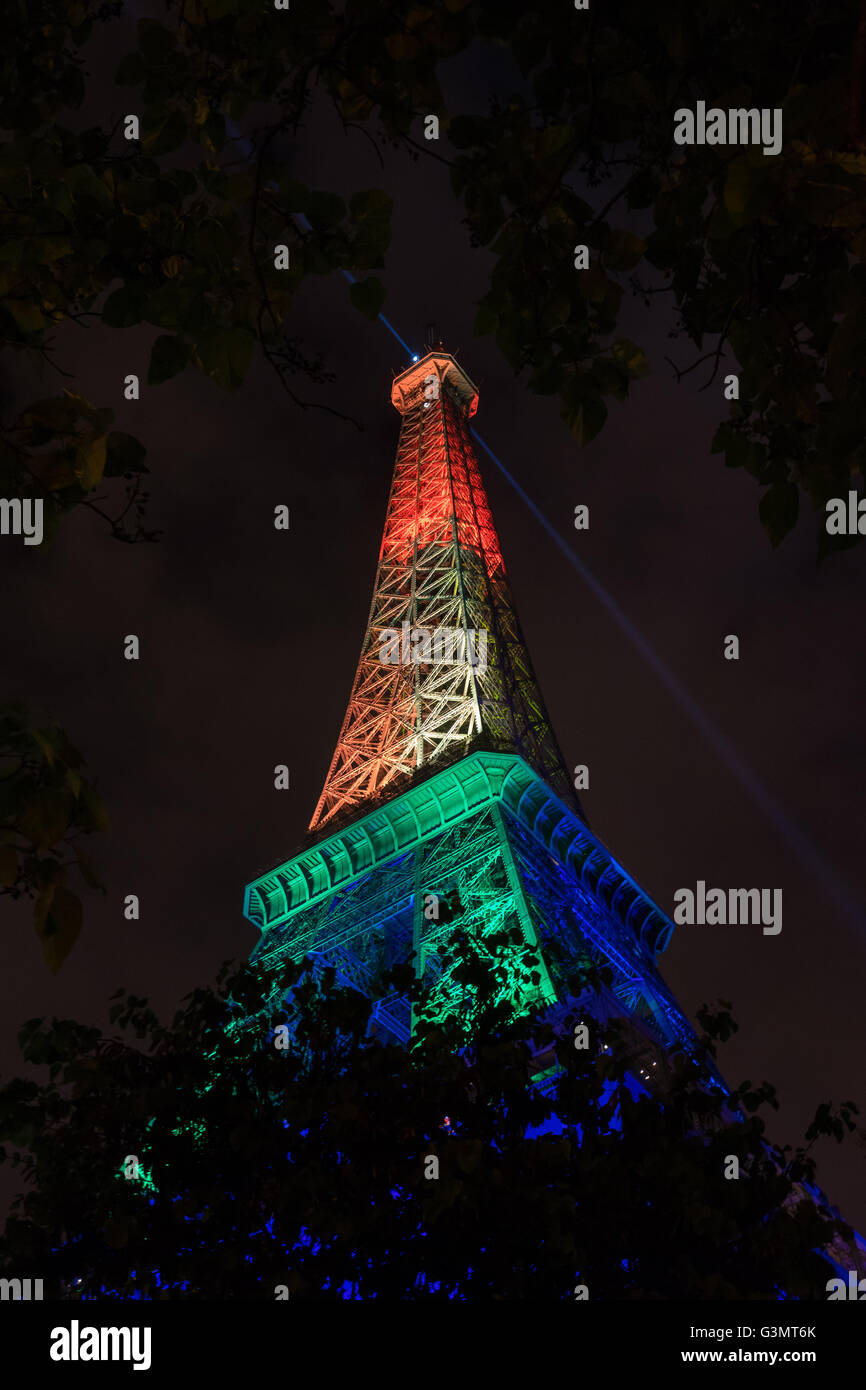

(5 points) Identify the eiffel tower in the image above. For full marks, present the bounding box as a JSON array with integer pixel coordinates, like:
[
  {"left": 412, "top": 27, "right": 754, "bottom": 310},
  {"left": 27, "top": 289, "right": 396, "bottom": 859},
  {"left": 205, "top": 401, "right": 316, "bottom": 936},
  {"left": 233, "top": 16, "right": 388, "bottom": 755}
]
[{"left": 244, "top": 335, "right": 699, "bottom": 1059}]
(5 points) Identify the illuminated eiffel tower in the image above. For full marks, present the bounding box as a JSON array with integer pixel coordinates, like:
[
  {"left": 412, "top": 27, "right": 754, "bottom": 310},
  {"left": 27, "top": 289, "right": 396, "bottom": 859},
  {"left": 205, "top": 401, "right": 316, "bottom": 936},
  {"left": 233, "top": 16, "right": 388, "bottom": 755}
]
[{"left": 244, "top": 335, "right": 698, "bottom": 1056}]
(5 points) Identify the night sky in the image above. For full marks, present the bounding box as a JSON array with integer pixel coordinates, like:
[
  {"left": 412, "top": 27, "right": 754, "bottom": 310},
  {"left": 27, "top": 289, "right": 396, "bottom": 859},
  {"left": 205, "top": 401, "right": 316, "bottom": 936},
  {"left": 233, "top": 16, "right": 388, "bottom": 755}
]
[{"left": 2, "top": 18, "right": 866, "bottom": 1241}]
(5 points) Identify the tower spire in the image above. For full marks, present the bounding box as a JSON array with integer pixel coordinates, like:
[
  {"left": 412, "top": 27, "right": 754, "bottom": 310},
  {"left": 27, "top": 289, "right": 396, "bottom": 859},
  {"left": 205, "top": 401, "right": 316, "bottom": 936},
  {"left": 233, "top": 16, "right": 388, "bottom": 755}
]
[
  {"left": 308, "top": 346, "right": 579, "bottom": 836},
  {"left": 423, "top": 322, "right": 444, "bottom": 352}
]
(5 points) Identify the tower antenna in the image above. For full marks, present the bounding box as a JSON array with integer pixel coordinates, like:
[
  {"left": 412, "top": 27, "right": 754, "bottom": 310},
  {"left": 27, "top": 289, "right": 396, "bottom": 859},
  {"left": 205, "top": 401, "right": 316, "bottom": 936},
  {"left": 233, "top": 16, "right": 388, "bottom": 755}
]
[{"left": 424, "top": 322, "right": 443, "bottom": 351}]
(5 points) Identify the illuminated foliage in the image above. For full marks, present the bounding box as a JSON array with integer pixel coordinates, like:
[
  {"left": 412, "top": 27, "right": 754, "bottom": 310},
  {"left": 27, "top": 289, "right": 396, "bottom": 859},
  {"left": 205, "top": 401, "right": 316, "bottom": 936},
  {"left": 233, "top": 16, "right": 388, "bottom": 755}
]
[{"left": 0, "top": 943, "right": 859, "bottom": 1299}]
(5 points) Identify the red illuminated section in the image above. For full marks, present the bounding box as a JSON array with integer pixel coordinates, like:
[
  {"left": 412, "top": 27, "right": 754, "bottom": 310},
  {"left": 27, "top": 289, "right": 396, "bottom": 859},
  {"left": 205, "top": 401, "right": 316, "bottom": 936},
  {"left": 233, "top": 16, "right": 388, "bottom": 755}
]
[
  {"left": 307, "top": 348, "right": 576, "bottom": 835},
  {"left": 383, "top": 352, "right": 504, "bottom": 581}
]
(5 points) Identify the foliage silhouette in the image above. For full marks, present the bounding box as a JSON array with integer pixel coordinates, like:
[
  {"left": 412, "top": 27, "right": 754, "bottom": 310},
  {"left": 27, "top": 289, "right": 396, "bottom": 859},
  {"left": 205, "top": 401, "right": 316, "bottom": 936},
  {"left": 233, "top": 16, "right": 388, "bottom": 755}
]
[{"left": 0, "top": 927, "right": 860, "bottom": 1299}]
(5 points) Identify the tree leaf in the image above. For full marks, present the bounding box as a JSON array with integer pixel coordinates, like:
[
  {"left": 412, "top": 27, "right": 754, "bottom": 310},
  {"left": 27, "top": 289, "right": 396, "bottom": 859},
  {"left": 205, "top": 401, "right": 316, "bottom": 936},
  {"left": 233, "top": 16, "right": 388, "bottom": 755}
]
[
  {"left": 19, "top": 791, "right": 70, "bottom": 849},
  {"left": 104, "top": 432, "right": 147, "bottom": 478},
  {"left": 535, "top": 125, "right": 574, "bottom": 176},
  {"left": 74, "top": 435, "right": 107, "bottom": 491},
  {"left": 561, "top": 391, "right": 607, "bottom": 446},
  {"left": 141, "top": 108, "right": 187, "bottom": 158},
  {"left": 28, "top": 452, "right": 78, "bottom": 491},
  {"left": 349, "top": 277, "right": 386, "bottom": 321},
  {"left": 74, "top": 845, "right": 104, "bottom": 892},
  {"left": 148, "top": 334, "right": 189, "bottom": 385},
  {"left": 37, "top": 884, "right": 83, "bottom": 974},
  {"left": 0, "top": 844, "right": 17, "bottom": 888},
  {"left": 78, "top": 782, "right": 109, "bottom": 833},
  {"left": 723, "top": 158, "right": 759, "bottom": 227},
  {"left": 474, "top": 303, "right": 497, "bottom": 336},
  {"left": 193, "top": 327, "right": 254, "bottom": 391},
  {"left": 102, "top": 285, "right": 147, "bottom": 329},
  {"left": 528, "top": 358, "right": 564, "bottom": 394},
  {"left": 8, "top": 300, "right": 47, "bottom": 335},
  {"left": 604, "top": 230, "right": 645, "bottom": 271},
  {"left": 66, "top": 163, "right": 113, "bottom": 214},
  {"left": 759, "top": 481, "right": 799, "bottom": 547},
  {"left": 385, "top": 34, "right": 421, "bottom": 60},
  {"left": 611, "top": 337, "right": 650, "bottom": 378},
  {"left": 304, "top": 191, "right": 347, "bottom": 232}
]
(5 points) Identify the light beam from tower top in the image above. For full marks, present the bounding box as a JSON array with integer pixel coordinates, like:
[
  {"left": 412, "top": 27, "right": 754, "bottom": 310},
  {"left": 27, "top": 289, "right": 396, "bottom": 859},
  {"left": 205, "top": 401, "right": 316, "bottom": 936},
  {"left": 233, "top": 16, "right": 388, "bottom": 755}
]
[{"left": 391, "top": 351, "right": 479, "bottom": 418}]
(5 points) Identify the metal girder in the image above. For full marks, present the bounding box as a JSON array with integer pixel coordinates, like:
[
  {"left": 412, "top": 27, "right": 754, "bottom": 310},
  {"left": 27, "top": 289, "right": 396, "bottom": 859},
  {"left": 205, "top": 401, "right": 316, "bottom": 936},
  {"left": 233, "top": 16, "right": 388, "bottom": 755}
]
[{"left": 309, "top": 351, "right": 578, "bottom": 833}]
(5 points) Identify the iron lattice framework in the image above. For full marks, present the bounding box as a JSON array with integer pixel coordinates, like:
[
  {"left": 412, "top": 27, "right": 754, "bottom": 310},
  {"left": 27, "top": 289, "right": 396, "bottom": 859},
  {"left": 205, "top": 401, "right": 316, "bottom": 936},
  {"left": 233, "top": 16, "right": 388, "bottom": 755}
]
[
  {"left": 247, "top": 751, "right": 697, "bottom": 1053},
  {"left": 309, "top": 350, "right": 578, "bottom": 836},
  {"left": 245, "top": 345, "right": 703, "bottom": 1060}
]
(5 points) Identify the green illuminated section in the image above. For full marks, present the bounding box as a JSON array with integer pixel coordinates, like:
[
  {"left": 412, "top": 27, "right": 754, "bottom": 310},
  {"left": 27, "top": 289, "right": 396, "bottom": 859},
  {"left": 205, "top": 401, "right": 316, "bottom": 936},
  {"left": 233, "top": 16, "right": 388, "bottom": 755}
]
[
  {"left": 245, "top": 752, "right": 694, "bottom": 1051},
  {"left": 114, "top": 1159, "right": 157, "bottom": 1193}
]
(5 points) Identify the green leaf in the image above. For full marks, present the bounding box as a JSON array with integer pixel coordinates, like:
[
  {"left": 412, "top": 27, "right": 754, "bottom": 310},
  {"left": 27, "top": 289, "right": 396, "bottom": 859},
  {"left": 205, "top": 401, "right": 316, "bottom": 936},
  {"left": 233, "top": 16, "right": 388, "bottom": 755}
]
[
  {"left": 723, "top": 158, "right": 759, "bottom": 227},
  {"left": 79, "top": 782, "right": 109, "bottom": 832},
  {"left": 202, "top": 112, "right": 225, "bottom": 156},
  {"left": 74, "top": 846, "right": 104, "bottom": 891},
  {"left": 144, "top": 283, "right": 193, "bottom": 330},
  {"left": 826, "top": 308, "right": 866, "bottom": 398},
  {"left": 31, "top": 729, "right": 55, "bottom": 766},
  {"left": 540, "top": 295, "right": 571, "bottom": 331},
  {"left": 611, "top": 337, "right": 650, "bottom": 378},
  {"left": 66, "top": 163, "right": 113, "bottom": 214},
  {"left": 8, "top": 300, "right": 46, "bottom": 335},
  {"left": 148, "top": 334, "right": 189, "bottom": 385},
  {"left": 304, "top": 191, "right": 347, "bottom": 231},
  {"left": 603, "top": 229, "right": 645, "bottom": 271},
  {"left": 385, "top": 33, "right": 422, "bottom": 60},
  {"left": 528, "top": 358, "right": 564, "bottom": 394},
  {"left": 561, "top": 390, "right": 607, "bottom": 446},
  {"left": 62, "top": 390, "right": 113, "bottom": 431},
  {"left": 19, "top": 790, "right": 70, "bottom": 849},
  {"left": 141, "top": 108, "right": 187, "bottom": 158},
  {"left": 710, "top": 422, "right": 732, "bottom": 455},
  {"left": 349, "top": 277, "right": 386, "bottom": 321},
  {"left": 105, "top": 431, "right": 147, "bottom": 478},
  {"left": 536, "top": 125, "right": 574, "bottom": 174},
  {"left": 28, "top": 451, "right": 78, "bottom": 491},
  {"left": 473, "top": 303, "right": 497, "bottom": 336},
  {"left": 713, "top": 424, "right": 754, "bottom": 471},
  {"left": 74, "top": 435, "right": 107, "bottom": 491},
  {"left": 15, "top": 395, "right": 80, "bottom": 437},
  {"left": 193, "top": 326, "right": 254, "bottom": 390},
  {"left": 349, "top": 188, "right": 392, "bottom": 224},
  {"left": 33, "top": 237, "right": 73, "bottom": 265},
  {"left": 759, "top": 481, "right": 799, "bottom": 547},
  {"left": 103, "top": 286, "right": 147, "bottom": 329},
  {"left": 35, "top": 882, "right": 83, "bottom": 972},
  {"left": 193, "top": 219, "right": 232, "bottom": 269}
]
